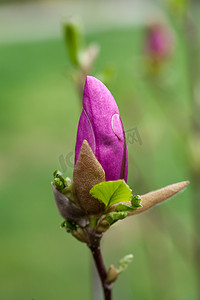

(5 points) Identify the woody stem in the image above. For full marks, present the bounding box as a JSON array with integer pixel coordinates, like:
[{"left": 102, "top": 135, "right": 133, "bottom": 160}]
[{"left": 89, "top": 244, "right": 113, "bottom": 300}]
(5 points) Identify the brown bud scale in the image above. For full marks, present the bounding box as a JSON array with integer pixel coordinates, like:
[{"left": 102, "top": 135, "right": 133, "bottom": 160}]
[{"left": 73, "top": 140, "right": 106, "bottom": 215}]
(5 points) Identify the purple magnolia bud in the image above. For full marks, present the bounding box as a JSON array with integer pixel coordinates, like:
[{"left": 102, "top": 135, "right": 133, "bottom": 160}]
[
  {"left": 145, "top": 23, "right": 174, "bottom": 61},
  {"left": 75, "top": 76, "right": 128, "bottom": 182}
]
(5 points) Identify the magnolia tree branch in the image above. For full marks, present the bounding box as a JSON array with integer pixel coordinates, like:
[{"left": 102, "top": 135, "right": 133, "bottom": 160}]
[{"left": 89, "top": 244, "right": 112, "bottom": 300}]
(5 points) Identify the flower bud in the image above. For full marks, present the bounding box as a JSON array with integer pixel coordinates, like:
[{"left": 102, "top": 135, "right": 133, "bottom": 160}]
[
  {"left": 96, "top": 218, "right": 110, "bottom": 233},
  {"left": 72, "top": 227, "right": 88, "bottom": 243},
  {"left": 145, "top": 23, "right": 174, "bottom": 62},
  {"left": 106, "top": 265, "right": 118, "bottom": 284},
  {"left": 75, "top": 76, "right": 128, "bottom": 182}
]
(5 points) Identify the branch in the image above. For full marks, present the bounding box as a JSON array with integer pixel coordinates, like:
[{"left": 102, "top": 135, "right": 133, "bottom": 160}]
[{"left": 89, "top": 244, "right": 113, "bottom": 300}]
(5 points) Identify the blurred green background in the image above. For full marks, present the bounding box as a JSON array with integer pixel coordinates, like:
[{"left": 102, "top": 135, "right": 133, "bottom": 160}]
[{"left": 0, "top": 1, "right": 199, "bottom": 300}]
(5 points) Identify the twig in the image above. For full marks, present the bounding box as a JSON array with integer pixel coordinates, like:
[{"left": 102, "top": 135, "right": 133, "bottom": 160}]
[{"left": 89, "top": 244, "right": 113, "bottom": 300}]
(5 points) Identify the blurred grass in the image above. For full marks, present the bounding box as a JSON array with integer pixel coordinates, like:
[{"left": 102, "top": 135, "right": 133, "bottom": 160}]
[{"left": 0, "top": 26, "right": 196, "bottom": 299}]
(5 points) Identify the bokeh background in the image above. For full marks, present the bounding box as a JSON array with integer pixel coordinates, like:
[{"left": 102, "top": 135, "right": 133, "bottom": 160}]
[{"left": 0, "top": 0, "right": 200, "bottom": 299}]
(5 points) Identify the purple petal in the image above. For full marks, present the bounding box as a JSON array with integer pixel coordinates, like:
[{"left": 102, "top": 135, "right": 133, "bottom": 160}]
[{"left": 75, "top": 76, "right": 128, "bottom": 182}]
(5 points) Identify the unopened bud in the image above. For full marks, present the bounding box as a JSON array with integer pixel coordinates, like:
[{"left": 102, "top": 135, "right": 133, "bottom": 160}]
[
  {"left": 96, "top": 219, "right": 110, "bottom": 233},
  {"left": 72, "top": 227, "right": 88, "bottom": 243},
  {"left": 106, "top": 265, "right": 118, "bottom": 284},
  {"left": 54, "top": 177, "right": 65, "bottom": 190},
  {"left": 62, "top": 177, "right": 76, "bottom": 204},
  {"left": 129, "top": 181, "right": 190, "bottom": 216},
  {"left": 53, "top": 170, "right": 66, "bottom": 190},
  {"left": 117, "top": 254, "right": 134, "bottom": 274},
  {"left": 145, "top": 22, "right": 174, "bottom": 62}
]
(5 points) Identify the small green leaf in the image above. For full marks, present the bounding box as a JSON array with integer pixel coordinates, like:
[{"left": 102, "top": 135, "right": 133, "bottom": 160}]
[
  {"left": 53, "top": 170, "right": 66, "bottom": 186},
  {"left": 106, "top": 212, "right": 127, "bottom": 225},
  {"left": 117, "top": 254, "right": 134, "bottom": 274},
  {"left": 115, "top": 203, "right": 136, "bottom": 212},
  {"left": 90, "top": 180, "right": 132, "bottom": 208},
  {"left": 54, "top": 177, "right": 65, "bottom": 190},
  {"left": 63, "top": 17, "right": 83, "bottom": 66},
  {"left": 53, "top": 171, "right": 76, "bottom": 203},
  {"left": 115, "top": 195, "right": 142, "bottom": 213},
  {"left": 53, "top": 170, "right": 62, "bottom": 178},
  {"left": 131, "top": 195, "right": 142, "bottom": 209},
  {"left": 62, "top": 177, "right": 73, "bottom": 194}
]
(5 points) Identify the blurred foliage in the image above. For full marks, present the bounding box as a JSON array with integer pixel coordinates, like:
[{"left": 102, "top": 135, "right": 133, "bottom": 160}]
[
  {"left": 0, "top": 0, "right": 38, "bottom": 3},
  {"left": 63, "top": 17, "right": 84, "bottom": 67},
  {"left": 62, "top": 17, "right": 115, "bottom": 98},
  {"left": 0, "top": 3, "right": 200, "bottom": 300}
]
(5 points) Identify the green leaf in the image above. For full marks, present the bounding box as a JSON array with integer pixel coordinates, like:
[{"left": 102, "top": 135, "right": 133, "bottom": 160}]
[
  {"left": 117, "top": 254, "right": 134, "bottom": 274},
  {"left": 115, "top": 195, "right": 142, "bottom": 213},
  {"left": 53, "top": 170, "right": 66, "bottom": 185},
  {"left": 54, "top": 177, "right": 65, "bottom": 190},
  {"left": 106, "top": 212, "right": 127, "bottom": 225},
  {"left": 89, "top": 180, "right": 132, "bottom": 208},
  {"left": 53, "top": 171, "right": 76, "bottom": 203},
  {"left": 115, "top": 203, "right": 136, "bottom": 212},
  {"left": 63, "top": 17, "right": 83, "bottom": 66},
  {"left": 131, "top": 195, "right": 142, "bottom": 209}
]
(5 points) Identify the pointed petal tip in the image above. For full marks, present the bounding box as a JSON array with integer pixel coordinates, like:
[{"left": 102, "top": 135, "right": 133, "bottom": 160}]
[
  {"left": 84, "top": 75, "right": 98, "bottom": 89},
  {"left": 85, "top": 75, "right": 98, "bottom": 83},
  {"left": 84, "top": 75, "right": 105, "bottom": 95}
]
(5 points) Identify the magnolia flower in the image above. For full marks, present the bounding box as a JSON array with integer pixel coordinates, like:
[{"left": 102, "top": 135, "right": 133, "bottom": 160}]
[
  {"left": 75, "top": 76, "right": 128, "bottom": 182},
  {"left": 72, "top": 76, "right": 128, "bottom": 214},
  {"left": 52, "top": 76, "right": 189, "bottom": 232}
]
